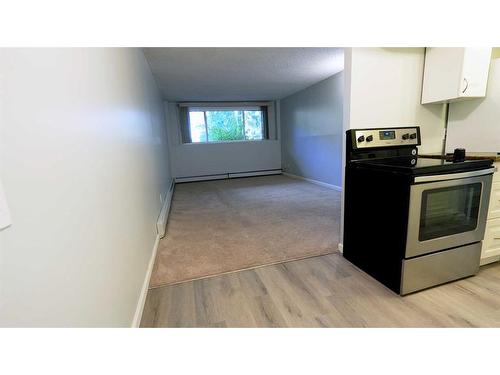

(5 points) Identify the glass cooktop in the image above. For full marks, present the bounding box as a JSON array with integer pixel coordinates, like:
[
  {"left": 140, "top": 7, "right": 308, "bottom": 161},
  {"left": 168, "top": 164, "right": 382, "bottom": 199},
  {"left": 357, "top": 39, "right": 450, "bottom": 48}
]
[{"left": 352, "top": 156, "right": 493, "bottom": 175}]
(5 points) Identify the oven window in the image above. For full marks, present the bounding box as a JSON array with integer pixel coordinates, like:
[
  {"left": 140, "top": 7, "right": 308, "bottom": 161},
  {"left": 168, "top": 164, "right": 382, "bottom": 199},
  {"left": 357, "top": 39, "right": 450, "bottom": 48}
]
[{"left": 419, "top": 183, "right": 482, "bottom": 241}]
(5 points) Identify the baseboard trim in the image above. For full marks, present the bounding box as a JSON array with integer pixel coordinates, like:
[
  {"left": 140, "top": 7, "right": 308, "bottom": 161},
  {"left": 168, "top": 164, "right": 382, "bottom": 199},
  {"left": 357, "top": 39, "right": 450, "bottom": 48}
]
[
  {"left": 132, "top": 234, "right": 160, "bottom": 328},
  {"left": 282, "top": 172, "right": 342, "bottom": 192},
  {"left": 338, "top": 243, "right": 343, "bottom": 253}
]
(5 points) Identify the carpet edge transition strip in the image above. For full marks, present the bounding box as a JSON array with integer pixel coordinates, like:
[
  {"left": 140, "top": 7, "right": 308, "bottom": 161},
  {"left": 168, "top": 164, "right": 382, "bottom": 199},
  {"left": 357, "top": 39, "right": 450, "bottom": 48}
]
[{"left": 148, "top": 249, "right": 338, "bottom": 290}]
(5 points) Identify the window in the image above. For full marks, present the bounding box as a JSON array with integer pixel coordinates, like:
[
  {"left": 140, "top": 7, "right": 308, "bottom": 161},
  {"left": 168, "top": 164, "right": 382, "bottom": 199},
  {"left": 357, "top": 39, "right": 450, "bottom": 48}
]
[
  {"left": 189, "top": 108, "right": 264, "bottom": 143},
  {"left": 179, "top": 104, "right": 271, "bottom": 144}
]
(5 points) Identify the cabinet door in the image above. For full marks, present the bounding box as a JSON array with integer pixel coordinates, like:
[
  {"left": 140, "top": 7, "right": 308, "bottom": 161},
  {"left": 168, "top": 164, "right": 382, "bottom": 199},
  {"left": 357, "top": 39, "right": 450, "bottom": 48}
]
[
  {"left": 488, "top": 182, "right": 500, "bottom": 220},
  {"left": 421, "top": 47, "right": 491, "bottom": 104},
  {"left": 421, "top": 48, "right": 463, "bottom": 104},
  {"left": 460, "top": 48, "right": 492, "bottom": 98},
  {"left": 481, "top": 218, "right": 500, "bottom": 259}
]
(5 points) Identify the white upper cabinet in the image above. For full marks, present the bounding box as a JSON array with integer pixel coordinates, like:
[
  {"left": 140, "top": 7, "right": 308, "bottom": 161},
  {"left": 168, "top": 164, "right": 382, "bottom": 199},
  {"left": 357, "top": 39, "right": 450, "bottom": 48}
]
[{"left": 421, "top": 48, "right": 492, "bottom": 104}]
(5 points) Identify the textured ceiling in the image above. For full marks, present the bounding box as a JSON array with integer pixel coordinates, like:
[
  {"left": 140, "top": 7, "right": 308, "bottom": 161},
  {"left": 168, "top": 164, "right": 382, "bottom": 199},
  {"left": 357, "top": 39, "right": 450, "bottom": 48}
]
[{"left": 143, "top": 48, "right": 344, "bottom": 101}]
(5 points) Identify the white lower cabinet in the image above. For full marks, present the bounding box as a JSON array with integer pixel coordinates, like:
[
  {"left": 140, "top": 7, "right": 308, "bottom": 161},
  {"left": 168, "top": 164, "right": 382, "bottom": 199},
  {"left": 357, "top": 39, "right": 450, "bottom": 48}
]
[
  {"left": 481, "top": 163, "right": 500, "bottom": 264},
  {"left": 482, "top": 218, "right": 500, "bottom": 259},
  {"left": 488, "top": 182, "right": 500, "bottom": 219}
]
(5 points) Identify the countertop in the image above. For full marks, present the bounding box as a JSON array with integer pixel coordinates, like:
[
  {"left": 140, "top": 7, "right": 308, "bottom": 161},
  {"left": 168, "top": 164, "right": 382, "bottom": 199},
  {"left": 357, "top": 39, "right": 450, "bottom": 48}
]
[{"left": 420, "top": 152, "right": 500, "bottom": 162}]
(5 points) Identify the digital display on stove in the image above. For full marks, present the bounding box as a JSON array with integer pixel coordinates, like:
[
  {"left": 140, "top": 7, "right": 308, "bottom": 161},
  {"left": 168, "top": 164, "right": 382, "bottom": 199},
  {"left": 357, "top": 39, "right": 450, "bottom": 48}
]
[{"left": 379, "top": 130, "right": 396, "bottom": 140}]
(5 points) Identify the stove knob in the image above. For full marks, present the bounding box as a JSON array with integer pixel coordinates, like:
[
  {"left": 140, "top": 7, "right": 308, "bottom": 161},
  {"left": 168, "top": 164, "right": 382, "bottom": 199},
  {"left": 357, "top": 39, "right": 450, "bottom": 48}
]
[
  {"left": 402, "top": 133, "right": 410, "bottom": 140},
  {"left": 366, "top": 135, "right": 373, "bottom": 142},
  {"left": 410, "top": 133, "right": 417, "bottom": 139},
  {"left": 357, "top": 135, "right": 365, "bottom": 142}
]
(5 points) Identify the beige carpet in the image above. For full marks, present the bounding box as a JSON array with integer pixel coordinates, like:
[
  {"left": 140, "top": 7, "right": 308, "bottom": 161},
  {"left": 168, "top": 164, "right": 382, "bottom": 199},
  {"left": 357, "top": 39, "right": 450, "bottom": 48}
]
[{"left": 150, "top": 175, "right": 341, "bottom": 288}]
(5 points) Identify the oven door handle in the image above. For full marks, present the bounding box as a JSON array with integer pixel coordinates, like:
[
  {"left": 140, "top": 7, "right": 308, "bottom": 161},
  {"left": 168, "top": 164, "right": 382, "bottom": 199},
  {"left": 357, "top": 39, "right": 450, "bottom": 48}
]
[{"left": 414, "top": 167, "right": 496, "bottom": 183}]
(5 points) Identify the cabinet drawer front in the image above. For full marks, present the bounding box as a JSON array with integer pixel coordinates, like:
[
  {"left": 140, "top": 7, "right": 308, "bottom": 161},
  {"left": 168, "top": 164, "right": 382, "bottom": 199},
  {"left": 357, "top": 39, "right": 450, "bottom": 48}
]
[
  {"left": 488, "top": 182, "right": 500, "bottom": 219},
  {"left": 481, "top": 218, "right": 500, "bottom": 259}
]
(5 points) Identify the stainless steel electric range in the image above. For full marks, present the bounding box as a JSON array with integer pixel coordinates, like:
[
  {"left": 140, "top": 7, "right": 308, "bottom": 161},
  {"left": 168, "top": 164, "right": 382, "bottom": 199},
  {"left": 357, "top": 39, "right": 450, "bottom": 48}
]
[{"left": 343, "top": 126, "right": 495, "bottom": 295}]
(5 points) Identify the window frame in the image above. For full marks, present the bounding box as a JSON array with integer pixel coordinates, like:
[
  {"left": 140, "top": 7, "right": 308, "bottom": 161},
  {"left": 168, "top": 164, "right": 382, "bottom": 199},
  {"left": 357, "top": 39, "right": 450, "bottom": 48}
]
[{"left": 180, "top": 104, "right": 270, "bottom": 145}]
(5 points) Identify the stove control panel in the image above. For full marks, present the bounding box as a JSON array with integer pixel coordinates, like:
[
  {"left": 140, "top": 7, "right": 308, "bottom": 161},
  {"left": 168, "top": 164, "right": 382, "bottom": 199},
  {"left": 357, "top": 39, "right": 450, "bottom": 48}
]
[{"left": 352, "top": 127, "right": 420, "bottom": 149}]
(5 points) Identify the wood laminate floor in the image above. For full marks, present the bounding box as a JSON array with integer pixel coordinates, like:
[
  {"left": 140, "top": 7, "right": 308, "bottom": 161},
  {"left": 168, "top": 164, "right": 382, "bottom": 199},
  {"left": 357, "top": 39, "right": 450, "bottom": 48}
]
[{"left": 141, "top": 252, "right": 500, "bottom": 327}]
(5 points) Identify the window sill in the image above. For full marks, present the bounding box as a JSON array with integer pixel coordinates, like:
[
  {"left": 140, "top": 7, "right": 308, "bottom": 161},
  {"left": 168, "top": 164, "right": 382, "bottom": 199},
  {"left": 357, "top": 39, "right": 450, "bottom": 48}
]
[{"left": 181, "top": 139, "right": 277, "bottom": 146}]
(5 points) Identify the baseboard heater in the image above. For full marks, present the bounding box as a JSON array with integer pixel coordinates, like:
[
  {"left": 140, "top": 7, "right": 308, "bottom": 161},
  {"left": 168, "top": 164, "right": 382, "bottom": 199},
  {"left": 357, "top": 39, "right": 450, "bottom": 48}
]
[
  {"left": 175, "top": 169, "right": 282, "bottom": 183},
  {"left": 156, "top": 179, "right": 175, "bottom": 238}
]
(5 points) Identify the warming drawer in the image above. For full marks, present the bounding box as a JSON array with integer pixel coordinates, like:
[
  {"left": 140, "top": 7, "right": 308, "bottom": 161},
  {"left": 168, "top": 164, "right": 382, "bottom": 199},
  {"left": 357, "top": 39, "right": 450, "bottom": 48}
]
[{"left": 401, "top": 242, "right": 481, "bottom": 295}]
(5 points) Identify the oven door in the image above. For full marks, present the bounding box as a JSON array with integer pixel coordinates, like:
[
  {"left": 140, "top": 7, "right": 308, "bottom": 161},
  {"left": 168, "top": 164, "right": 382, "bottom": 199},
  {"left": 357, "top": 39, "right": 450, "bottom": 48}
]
[{"left": 405, "top": 169, "right": 494, "bottom": 258}]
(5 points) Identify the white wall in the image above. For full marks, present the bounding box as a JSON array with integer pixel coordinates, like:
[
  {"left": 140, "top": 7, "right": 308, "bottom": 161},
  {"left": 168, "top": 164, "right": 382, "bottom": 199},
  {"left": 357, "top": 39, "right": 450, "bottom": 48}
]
[
  {"left": 165, "top": 102, "right": 281, "bottom": 178},
  {"left": 280, "top": 72, "right": 344, "bottom": 187},
  {"left": 345, "top": 48, "right": 446, "bottom": 153},
  {"left": 446, "top": 48, "right": 500, "bottom": 152},
  {"left": 0, "top": 48, "right": 171, "bottom": 327},
  {"left": 340, "top": 48, "right": 447, "bottom": 245}
]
